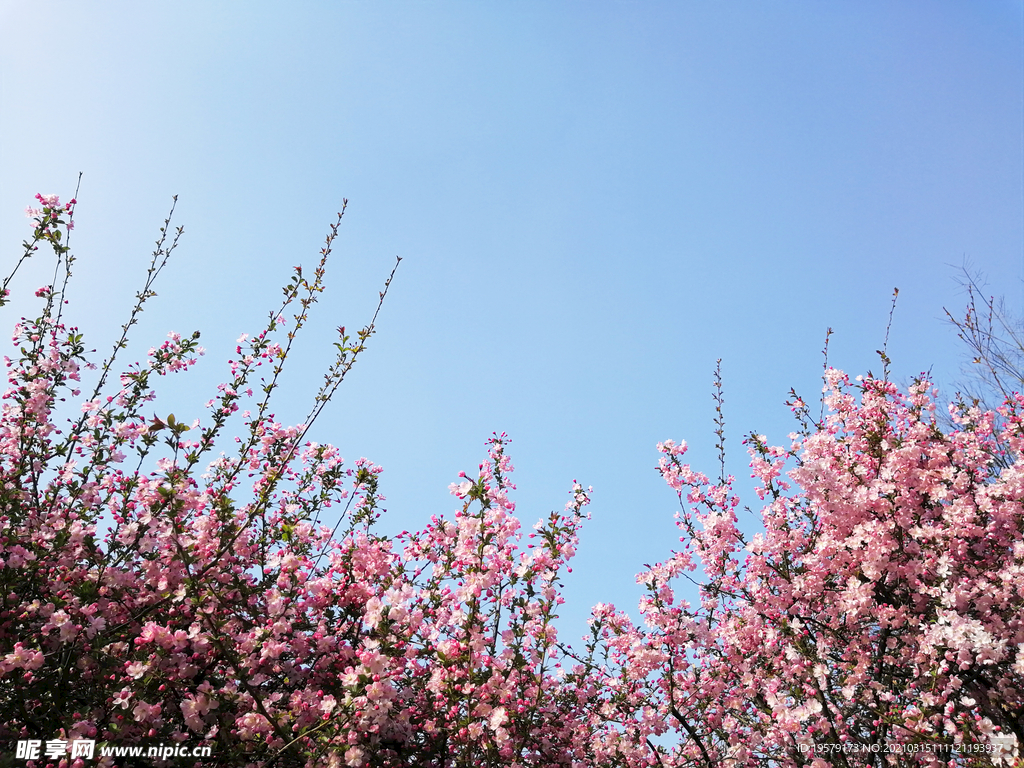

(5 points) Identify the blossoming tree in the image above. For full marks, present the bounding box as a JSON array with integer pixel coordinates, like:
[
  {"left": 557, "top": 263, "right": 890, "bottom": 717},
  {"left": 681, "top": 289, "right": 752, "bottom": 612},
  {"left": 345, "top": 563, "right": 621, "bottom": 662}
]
[
  {"left": 570, "top": 371, "right": 1024, "bottom": 766},
  {"left": 0, "top": 195, "right": 595, "bottom": 767}
]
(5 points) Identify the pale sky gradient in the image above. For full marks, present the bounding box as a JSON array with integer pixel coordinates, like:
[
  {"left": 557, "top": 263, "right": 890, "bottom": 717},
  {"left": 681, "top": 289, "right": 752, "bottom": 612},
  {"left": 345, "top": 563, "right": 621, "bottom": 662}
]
[{"left": 1, "top": 1, "right": 1022, "bottom": 635}]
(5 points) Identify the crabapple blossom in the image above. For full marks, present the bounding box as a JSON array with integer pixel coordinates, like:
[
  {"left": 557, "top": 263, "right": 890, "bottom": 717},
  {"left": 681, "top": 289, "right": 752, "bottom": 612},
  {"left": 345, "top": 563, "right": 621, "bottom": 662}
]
[
  {"left": 0, "top": 195, "right": 595, "bottom": 767},
  {"left": 2, "top": 191, "right": 1020, "bottom": 767},
  {"left": 571, "top": 374, "right": 1023, "bottom": 767}
]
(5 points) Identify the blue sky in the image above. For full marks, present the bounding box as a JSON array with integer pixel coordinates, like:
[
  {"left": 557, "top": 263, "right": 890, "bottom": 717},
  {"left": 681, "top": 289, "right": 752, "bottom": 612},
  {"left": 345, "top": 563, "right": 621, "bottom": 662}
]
[{"left": 1, "top": 1, "right": 1022, "bottom": 637}]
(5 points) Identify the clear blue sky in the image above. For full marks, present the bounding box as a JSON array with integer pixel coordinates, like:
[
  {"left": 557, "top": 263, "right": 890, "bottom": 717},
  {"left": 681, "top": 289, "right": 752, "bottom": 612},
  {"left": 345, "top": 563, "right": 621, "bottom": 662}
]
[{"left": 1, "top": 1, "right": 1022, "bottom": 636}]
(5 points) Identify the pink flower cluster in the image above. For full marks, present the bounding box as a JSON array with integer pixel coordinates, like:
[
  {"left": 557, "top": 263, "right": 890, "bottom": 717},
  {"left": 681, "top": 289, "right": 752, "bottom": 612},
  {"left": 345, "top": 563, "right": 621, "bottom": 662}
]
[{"left": 24, "top": 193, "right": 76, "bottom": 237}]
